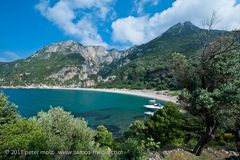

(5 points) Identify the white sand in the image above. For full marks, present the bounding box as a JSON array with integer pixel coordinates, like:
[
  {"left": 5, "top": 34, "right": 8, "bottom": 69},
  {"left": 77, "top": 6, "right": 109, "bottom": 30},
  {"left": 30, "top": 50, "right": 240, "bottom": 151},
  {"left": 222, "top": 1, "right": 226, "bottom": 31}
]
[{"left": 0, "top": 86, "right": 178, "bottom": 103}]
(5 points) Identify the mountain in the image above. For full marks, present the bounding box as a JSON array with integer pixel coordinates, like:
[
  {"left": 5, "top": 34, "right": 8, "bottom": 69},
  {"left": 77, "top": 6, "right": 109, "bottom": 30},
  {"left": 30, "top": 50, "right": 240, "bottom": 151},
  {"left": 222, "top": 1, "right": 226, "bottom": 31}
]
[
  {"left": 97, "top": 22, "right": 227, "bottom": 89},
  {"left": 0, "top": 40, "right": 124, "bottom": 87},
  {"left": 0, "top": 22, "right": 233, "bottom": 89}
]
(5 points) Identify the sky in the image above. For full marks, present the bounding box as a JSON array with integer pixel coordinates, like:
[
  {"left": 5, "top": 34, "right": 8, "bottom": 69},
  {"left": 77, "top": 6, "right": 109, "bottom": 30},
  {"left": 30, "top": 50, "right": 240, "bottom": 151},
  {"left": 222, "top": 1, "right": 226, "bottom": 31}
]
[{"left": 0, "top": 0, "right": 240, "bottom": 62}]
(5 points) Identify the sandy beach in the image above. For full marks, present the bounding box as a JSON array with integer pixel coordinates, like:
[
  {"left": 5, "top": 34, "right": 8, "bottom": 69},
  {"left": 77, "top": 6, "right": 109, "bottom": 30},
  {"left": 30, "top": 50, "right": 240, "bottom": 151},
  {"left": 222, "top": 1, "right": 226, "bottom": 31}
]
[{"left": 0, "top": 86, "right": 178, "bottom": 103}]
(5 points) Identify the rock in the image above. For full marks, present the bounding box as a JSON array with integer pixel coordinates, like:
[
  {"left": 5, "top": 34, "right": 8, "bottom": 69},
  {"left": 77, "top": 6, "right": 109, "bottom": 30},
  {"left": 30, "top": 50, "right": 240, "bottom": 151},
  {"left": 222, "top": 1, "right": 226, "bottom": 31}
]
[{"left": 229, "top": 151, "right": 239, "bottom": 156}]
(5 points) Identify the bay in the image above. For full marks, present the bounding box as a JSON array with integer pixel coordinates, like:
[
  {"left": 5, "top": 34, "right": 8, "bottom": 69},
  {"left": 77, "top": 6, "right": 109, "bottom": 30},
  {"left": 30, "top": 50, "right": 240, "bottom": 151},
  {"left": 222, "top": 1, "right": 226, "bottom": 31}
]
[{"left": 1, "top": 88, "right": 165, "bottom": 136}]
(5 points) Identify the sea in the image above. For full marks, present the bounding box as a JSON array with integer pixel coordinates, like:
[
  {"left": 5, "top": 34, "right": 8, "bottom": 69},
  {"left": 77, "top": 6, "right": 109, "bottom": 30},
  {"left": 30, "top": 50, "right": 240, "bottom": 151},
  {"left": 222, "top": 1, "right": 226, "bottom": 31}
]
[{"left": 1, "top": 88, "right": 165, "bottom": 136}]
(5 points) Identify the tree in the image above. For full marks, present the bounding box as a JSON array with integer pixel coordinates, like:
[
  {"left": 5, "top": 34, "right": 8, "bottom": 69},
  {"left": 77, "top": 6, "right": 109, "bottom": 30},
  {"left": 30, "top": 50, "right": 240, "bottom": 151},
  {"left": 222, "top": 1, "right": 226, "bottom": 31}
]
[
  {"left": 146, "top": 102, "right": 186, "bottom": 146},
  {"left": 120, "top": 138, "right": 145, "bottom": 160},
  {"left": 35, "top": 107, "right": 98, "bottom": 159},
  {"left": 0, "top": 119, "right": 49, "bottom": 160},
  {"left": 124, "top": 120, "right": 147, "bottom": 140},
  {"left": 94, "top": 125, "right": 113, "bottom": 148},
  {"left": 169, "top": 52, "right": 191, "bottom": 89},
  {"left": 170, "top": 13, "right": 240, "bottom": 155},
  {"left": 0, "top": 93, "right": 19, "bottom": 128}
]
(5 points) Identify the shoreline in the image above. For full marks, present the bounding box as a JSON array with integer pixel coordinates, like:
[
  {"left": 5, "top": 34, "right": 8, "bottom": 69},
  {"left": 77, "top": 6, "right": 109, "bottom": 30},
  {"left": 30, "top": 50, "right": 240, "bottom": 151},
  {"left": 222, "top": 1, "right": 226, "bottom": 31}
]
[{"left": 0, "top": 86, "right": 178, "bottom": 103}]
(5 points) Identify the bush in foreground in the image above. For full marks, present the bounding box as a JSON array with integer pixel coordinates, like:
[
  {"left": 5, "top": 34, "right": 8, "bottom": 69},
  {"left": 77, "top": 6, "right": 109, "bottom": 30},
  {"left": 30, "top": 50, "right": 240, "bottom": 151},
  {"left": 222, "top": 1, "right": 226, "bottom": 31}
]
[{"left": 0, "top": 119, "right": 49, "bottom": 160}]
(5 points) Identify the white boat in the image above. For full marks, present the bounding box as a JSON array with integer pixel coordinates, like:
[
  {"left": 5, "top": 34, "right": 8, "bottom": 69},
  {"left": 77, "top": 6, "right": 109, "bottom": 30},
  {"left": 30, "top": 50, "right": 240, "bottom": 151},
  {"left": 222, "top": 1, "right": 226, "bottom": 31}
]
[
  {"left": 144, "top": 103, "right": 164, "bottom": 110},
  {"left": 144, "top": 105, "right": 162, "bottom": 110},
  {"left": 143, "top": 100, "right": 164, "bottom": 116},
  {"left": 144, "top": 111, "right": 154, "bottom": 116}
]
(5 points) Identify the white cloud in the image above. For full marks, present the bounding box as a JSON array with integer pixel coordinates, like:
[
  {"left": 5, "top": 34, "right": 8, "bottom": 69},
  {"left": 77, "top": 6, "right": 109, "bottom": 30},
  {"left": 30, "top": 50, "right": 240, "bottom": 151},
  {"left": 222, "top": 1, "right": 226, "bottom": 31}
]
[
  {"left": 112, "top": 0, "right": 240, "bottom": 45},
  {"left": 36, "top": 0, "right": 115, "bottom": 47},
  {"left": 133, "top": 0, "right": 159, "bottom": 15},
  {"left": 112, "top": 16, "right": 149, "bottom": 45},
  {"left": 0, "top": 51, "right": 21, "bottom": 62}
]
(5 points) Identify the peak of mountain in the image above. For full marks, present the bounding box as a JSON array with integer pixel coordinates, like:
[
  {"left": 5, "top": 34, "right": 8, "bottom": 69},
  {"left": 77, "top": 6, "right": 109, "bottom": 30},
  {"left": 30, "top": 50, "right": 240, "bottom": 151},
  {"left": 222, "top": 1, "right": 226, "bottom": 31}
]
[
  {"left": 162, "top": 21, "right": 202, "bottom": 37},
  {"left": 37, "top": 40, "right": 121, "bottom": 57},
  {"left": 40, "top": 40, "right": 81, "bottom": 53},
  {"left": 182, "top": 21, "right": 197, "bottom": 27},
  {"left": 31, "top": 40, "right": 122, "bottom": 63},
  {"left": 170, "top": 21, "right": 195, "bottom": 28},
  {"left": 48, "top": 40, "right": 79, "bottom": 48},
  {"left": 55, "top": 40, "right": 79, "bottom": 46}
]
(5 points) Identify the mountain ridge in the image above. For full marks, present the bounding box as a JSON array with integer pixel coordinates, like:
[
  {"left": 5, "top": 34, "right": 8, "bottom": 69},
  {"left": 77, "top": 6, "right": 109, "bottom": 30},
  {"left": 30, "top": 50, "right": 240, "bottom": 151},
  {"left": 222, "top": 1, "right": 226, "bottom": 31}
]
[{"left": 0, "top": 22, "right": 235, "bottom": 89}]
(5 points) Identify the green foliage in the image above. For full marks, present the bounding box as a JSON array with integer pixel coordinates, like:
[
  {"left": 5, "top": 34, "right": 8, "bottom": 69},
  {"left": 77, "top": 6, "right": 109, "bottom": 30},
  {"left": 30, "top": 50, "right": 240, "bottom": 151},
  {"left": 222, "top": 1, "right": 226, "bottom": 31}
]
[
  {"left": 179, "top": 51, "right": 240, "bottom": 118},
  {"left": 0, "top": 93, "right": 18, "bottom": 128},
  {"left": 187, "top": 138, "right": 198, "bottom": 148},
  {"left": 119, "top": 102, "right": 203, "bottom": 158},
  {"left": 34, "top": 107, "right": 113, "bottom": 160},
  {"left": 120, "top": 138, "right": 146, "bottom": 160},
  {"left": 94, "top": 125, "right": 113, "bottom": 148},
  {"left": 171, "top": 31, "right": 240, "bottom": 155},
  {"left": 0, "top": 119, "right": 49, "bottom": 160},
  {"left": 141, "top": 137, "right": 160, "bottom": 151},
  {"left": 121, "top": 103, "right": 203, "bottom": 153},
  {"left": 146, "top": 103, "right": 186, "bottom": 146},
  {"left": 124, "top": 120, "right": 147, "bottom": 140},
  {"left": 195, "top": 89, "right": 214, "bottom": 109},
  {"left": 35, "top": 107, "right": 95, "bottom": 152},
  {"left": 98, "top": 55, "right": 176, "bottom": 90}
]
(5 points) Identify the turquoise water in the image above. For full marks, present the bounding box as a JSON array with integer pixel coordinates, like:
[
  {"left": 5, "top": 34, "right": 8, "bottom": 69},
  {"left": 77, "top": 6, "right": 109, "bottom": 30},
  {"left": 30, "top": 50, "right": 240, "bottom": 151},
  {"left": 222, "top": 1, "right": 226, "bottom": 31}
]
[{"left": 1, "top": 89, "right": 164, "bottom": 136}]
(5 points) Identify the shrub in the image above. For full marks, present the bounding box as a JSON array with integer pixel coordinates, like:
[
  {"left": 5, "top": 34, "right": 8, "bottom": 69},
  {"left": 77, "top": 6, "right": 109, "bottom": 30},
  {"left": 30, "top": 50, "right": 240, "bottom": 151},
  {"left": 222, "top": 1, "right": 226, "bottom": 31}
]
[
  {"left": 35, "top": 107, "right": 101, "bottom": 160},
  {"left": 124, "top": 120, "right": 147, "bottom": 140},
  {"left": 94, "top": 125, "right": 113, "bottom": 148},
  {"left": 120, "top": 138, "right": 146, "bottom": 160},
  {"left": 146, "top": 102, "right": 186, "bottom": 146},
  {"left": 35, "top": 107, "right": 95, "bottom": 149},
  {"left": 141, "top": 137, "right": 160, "bottom": 151},
  {"left": 0, "top": 93, "right": 19, "bottom": 128},
  {"left": 0, "top": 119, "right": 49, "bottom": 160}
]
